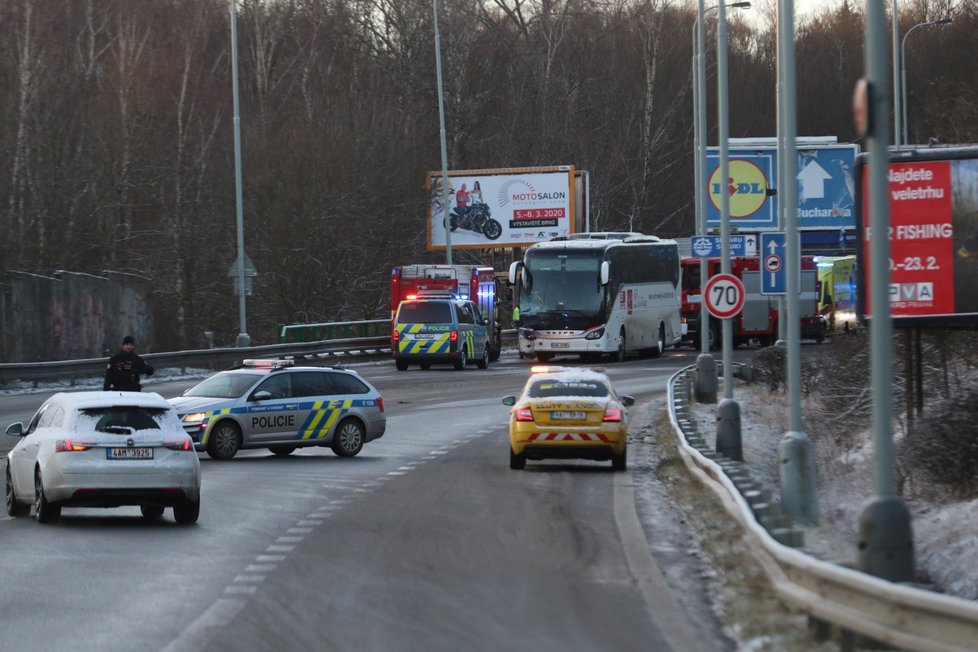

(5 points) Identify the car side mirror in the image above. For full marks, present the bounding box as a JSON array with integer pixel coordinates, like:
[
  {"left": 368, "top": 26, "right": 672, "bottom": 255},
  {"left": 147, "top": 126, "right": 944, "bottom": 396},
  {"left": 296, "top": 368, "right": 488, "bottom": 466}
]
[
  {"left": 5, "top": 422, "right": 24, "bottom": 437},
  {"left": 252, "top": 390, "right": 272, "bottom": 401},
  {"left": 502, "top": 396, "right": 516, "bottom": 406},
  {"left": 621, "top": 395, "right": 635, "bottom": 407}
]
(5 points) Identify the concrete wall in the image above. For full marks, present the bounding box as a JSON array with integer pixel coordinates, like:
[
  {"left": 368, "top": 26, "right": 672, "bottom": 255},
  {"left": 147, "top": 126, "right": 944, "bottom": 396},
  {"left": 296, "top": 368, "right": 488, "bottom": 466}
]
[{"left": 1, "top": 271, "right": 153, "bottom": 362}]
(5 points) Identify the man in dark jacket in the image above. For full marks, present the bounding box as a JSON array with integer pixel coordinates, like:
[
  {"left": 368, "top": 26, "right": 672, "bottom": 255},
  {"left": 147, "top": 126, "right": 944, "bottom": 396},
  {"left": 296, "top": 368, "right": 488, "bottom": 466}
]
[{"left": 103, "top": 335, "right": 154, "bottom": 391}]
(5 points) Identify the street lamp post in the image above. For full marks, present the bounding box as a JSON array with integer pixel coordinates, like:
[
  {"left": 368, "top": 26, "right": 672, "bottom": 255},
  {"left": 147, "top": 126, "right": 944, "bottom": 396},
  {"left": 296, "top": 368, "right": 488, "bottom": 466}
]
[
  {"left": 901, "top": 18, "right": 952, "bottom": 146},
  {"left": 230, "top": 0, "right": 250, "bottom": 347},
  {"left": 692, "top": 1, "right": 750, "bottom": 343},
  {"left": 692, "top": 1, "right": 749, "bottom": 404},
  {"left": 892, "top": 1, "right": 901, "bottom": 145},
  {"left": 433, "top": 0, "right": 452, "bottom": 265}
]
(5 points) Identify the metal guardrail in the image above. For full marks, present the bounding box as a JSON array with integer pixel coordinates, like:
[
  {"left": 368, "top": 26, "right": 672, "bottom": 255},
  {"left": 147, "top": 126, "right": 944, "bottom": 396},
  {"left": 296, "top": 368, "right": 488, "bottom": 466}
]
[
  {"left": 667, "top": 366, "right": 978, "bottom": 651},
  {"left": 0, "top": 329, "right": 520, "bottom": 387},
  {"left": 0, "top": 336, "right": 392, "bottom": 387},
  {"left": 278, "top": 319, "right": 390, "bottom": 343}
]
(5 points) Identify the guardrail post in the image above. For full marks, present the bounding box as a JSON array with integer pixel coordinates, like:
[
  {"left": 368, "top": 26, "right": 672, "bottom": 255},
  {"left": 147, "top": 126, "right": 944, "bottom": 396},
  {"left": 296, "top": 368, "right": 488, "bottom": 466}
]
[
  {"left": 694, "top": 353, "right": 718, "bottom": 403},
  {"left": 779, "top": 431, "right": 820, "bottom": 524},
  {"left": 858, "top": 496, "right": 914, "bottom": 582},
  {"left": 715, "top": 398, "right": 742, "bottom": 461}
]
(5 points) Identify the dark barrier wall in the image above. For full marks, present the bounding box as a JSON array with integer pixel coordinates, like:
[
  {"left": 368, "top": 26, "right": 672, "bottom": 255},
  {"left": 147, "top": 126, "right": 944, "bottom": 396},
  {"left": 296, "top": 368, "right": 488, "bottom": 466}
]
[{"left": 0, "top": 271, "right": 153, "bottom": 362}]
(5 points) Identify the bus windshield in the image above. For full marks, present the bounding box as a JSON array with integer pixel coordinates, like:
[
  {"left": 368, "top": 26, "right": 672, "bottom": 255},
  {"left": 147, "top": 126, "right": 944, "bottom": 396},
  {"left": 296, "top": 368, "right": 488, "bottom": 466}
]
[{"left": 519, "top": 251, "right": 603, "bottom": 318}]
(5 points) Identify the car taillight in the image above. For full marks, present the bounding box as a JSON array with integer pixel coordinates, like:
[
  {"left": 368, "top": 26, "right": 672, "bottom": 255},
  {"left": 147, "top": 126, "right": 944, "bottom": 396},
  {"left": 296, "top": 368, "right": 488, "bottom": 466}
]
[
  {"left": 377, "top": 397, "right": 385, "bottom": 413},
  {"left": 163, "top": 439, "right": 193, "bottom": 451},
  {"left": 56, "top": 439, "right": 96, "bottom": 452},
  {"left": 603, "top": 407, "right": 622, "bottom": 422},
  {"left": 516, "top": 407, "right": 534, "bottom": 422},
  {"left": 450, "top": 330, "right": 458, "bottom": 342},
  {"left": 392, "top": 329, "right": 400, "bottom": 343}
]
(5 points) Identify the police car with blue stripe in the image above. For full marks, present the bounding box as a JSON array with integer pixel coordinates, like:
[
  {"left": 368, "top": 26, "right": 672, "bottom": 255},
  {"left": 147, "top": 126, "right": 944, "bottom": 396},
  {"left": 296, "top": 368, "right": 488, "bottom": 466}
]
[
  {"left": 392, "top": 294, "right": 491, "bottom": 371},
  {"left": 168, "top": 360, "right": 386, "bottom": 460}
]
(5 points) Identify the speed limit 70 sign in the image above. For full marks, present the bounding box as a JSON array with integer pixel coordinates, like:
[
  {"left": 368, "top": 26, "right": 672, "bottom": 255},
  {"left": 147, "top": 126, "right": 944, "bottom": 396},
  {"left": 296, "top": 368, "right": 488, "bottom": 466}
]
[{"left": 703, "top": 273, "right": 746, "bottom": 319}]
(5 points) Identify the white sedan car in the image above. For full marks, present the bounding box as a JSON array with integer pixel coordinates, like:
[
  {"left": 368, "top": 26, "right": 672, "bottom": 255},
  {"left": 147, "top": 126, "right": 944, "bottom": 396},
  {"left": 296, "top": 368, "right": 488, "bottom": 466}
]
[{"left": 5, "top": 391, "right": 201, "bottom": 524}]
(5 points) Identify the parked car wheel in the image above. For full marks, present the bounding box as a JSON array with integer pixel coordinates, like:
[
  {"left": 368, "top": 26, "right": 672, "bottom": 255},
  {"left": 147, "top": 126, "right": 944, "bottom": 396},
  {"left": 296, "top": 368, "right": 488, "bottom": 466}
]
[
  {"left": 173, "top": 498, "right": 200, "bottom": 524},
  {"left": 34, "top": 469, "right": 61, "bottom": 524},
  {"left": 140, "top": 505, "right": 165, "bottom": 519},
  {"left": 6, "top": 466, "right": 29, "bottom": 517}
]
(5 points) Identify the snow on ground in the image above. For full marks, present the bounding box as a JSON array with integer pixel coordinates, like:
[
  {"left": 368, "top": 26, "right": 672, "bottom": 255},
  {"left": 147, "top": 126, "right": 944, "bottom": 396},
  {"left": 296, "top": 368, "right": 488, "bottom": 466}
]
[{"left": 690, "top": 380, "right": 978, "bottom": 601}]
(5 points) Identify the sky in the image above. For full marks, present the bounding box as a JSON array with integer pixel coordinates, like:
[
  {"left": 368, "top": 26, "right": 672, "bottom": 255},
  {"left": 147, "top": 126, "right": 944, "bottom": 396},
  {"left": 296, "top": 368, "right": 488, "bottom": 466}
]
[{"left": 734, "top": 0, "right": 848, "bottom": 29}]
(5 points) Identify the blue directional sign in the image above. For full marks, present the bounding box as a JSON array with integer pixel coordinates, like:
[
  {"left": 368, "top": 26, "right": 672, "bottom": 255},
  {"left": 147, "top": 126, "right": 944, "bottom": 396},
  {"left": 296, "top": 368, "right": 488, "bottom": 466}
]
[
  {"left": 706, "top": 142, "right": 859, "bottom": 231},
  {"left": 760, "top": 232, "right": 787, "bottom": 294},
  {"left": 689, "top": 235, "right": 748, "bottom": 258}
]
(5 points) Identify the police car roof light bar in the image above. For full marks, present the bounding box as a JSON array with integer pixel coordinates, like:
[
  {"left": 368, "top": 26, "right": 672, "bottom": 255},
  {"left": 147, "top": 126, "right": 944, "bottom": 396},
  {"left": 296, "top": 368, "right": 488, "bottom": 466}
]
[{"left": 242, "top": 359, "right": 294, "bottom": 369}]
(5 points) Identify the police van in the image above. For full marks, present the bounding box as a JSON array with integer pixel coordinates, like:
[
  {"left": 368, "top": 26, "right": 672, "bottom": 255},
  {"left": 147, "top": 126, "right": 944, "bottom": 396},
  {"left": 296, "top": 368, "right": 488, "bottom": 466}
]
[{"left": 392, "top": 294, "right": 491, "bottom": 371}]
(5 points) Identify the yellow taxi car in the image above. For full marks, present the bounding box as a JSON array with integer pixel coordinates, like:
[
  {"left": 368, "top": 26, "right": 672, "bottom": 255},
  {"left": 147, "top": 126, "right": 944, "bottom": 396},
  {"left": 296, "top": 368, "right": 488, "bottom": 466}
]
[{"left": 502, "top": 366, "right": 634, "bottom": 471}]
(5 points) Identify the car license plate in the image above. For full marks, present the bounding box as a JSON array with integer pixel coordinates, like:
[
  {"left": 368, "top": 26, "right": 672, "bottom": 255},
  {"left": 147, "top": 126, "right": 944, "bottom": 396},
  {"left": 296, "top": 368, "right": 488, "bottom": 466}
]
[
  {"left": 551, "top": 411, "right": 586, "bottom": 420},
  {"left": 551, "top": 342, "right": 570, "bottom": 348},
  {"left": 412, "top": 333, "right": 435, "bottom": 340},
  {"left": 107, "top": 448, "right": 154, "bottom": 460}
]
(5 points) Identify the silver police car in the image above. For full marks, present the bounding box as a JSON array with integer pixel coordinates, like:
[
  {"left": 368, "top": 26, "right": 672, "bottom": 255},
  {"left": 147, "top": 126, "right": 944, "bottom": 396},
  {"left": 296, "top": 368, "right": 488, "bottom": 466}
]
[{"left": 168, "top": 360, "right": 386, "bottom": 460}]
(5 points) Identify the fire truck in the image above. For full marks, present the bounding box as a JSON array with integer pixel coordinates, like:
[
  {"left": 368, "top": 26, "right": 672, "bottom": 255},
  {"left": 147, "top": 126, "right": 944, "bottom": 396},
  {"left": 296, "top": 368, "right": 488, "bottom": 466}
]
[
  {"left": 390, "top": 264, "right": 502, "bottom": 360},
  {"left": 680, "top": 255, "right": 825, "bottom": 349}
]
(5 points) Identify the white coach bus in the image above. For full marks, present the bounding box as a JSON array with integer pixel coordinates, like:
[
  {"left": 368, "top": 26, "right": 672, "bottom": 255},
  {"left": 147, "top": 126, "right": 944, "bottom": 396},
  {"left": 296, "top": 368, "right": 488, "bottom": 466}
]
[{"left": 509, "top": 233, "right": 683, "bottom": 362}]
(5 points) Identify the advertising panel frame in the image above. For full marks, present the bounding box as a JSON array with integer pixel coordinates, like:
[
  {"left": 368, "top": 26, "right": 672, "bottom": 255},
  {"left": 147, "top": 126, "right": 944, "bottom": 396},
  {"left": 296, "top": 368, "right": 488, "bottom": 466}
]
[
  {"left": 426, "top": 166, "right": 575, "bottom": 251},
  {"left": 855, "top": 146, "right": 978, "bottom": 328},
  {"left": 705, "top": 139, "right": 859, "bottom": 234}
]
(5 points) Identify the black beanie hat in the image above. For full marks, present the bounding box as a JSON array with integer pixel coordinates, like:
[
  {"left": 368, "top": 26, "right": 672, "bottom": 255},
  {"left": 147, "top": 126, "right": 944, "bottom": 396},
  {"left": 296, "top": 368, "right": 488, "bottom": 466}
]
[{"left": 123, "top": 335, "right": 135, "bottom": 346}]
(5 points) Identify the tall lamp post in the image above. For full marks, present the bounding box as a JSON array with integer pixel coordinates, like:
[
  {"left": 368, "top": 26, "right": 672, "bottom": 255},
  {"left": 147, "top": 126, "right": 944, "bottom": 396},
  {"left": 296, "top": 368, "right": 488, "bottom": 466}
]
[
  {"left": 433, "top": 0, "right": 452, "bottom": 265},
  {"left": 892, "top": 1, "right": 901, "bottom": 145},
  {"left": 230, "top": 0, "right": 250, "bottom": 347},
  {"left": 901, "top": 17, "right": 952, "bottom": 146},
  {"left": 692, "top": 1, "right": 750, "bottom": 403},
  {"left": 692, "top": 1, "right": 750, "bottom": 349}
]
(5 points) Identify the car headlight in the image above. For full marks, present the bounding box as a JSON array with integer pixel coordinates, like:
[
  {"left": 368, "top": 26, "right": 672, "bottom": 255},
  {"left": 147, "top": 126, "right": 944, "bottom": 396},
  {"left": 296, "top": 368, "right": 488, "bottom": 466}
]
[
  {"left": 585, "top": 327, "right": 605, "bottom": 340},
  {"left": 518, "top": 327, "right": 536, "bottom": 341},
  {"left": 182, "top": 412, "right": 207, "bottom": 425}
]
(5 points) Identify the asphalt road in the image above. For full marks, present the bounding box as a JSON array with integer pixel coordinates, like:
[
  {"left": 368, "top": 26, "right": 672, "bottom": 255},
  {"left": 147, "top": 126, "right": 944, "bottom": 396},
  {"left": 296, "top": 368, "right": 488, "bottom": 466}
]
[{"left": 0, "top": 348, "right": 734, "bottom": 652}]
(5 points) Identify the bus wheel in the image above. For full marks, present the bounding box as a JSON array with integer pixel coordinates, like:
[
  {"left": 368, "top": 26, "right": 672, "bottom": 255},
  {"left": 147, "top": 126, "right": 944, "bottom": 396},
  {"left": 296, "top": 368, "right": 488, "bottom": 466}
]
[
  {"left": 651, "top": 324, "right": 665, "bottom": 359},
  {"left": 615, "top": 330, "right": 626, "bottom": 363}
]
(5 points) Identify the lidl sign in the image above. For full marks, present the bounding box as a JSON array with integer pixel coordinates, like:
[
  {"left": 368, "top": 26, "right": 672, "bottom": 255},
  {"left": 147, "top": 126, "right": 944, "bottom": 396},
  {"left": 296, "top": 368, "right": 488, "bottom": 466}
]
[
  {"left": 708, "top": 159, "right": 770, "bottom": 219},
  {"left": 706, "top": 143, "right": 858, "bottom": 230}
]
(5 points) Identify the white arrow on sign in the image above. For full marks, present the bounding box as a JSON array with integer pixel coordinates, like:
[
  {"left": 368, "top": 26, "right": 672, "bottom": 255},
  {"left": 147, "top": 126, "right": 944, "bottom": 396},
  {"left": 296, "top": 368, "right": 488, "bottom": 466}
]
[{"left": 797, "top": 160, "right": 832, "bottom": 201}]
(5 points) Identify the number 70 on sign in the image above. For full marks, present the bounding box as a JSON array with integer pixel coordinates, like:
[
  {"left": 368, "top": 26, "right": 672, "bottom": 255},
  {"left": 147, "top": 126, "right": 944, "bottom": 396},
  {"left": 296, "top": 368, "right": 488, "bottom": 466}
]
[{"left": 703, "top": 273, "right": 746, "bottom": 319}]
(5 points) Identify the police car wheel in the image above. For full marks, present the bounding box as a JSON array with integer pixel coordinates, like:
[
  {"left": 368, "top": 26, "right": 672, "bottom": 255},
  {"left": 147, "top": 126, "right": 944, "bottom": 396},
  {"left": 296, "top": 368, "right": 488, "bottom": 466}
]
[
  {"left": 207, "top": 421, "right": 241, "bottom": 460},
  {"left": 477, "top": 346, "right": 489, "bottom": 369},
  {"left": 395, "top": 359, "right": 408, "bottom": 371},
  {"left": 268, "top": 445, "right": 296, "bottom": 457},
  {"left": 331, "top": 418, "right": 365, "bottom": 457},
  {"left": 454, "top": 348, "right": 467, "bottom": 370}
]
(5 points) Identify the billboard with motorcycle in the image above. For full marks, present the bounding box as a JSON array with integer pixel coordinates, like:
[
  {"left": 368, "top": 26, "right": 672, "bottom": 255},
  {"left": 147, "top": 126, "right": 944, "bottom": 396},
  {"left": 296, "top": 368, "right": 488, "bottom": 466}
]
[{"left": 426, "top": 166, "right": 576, "bottom": 250}]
